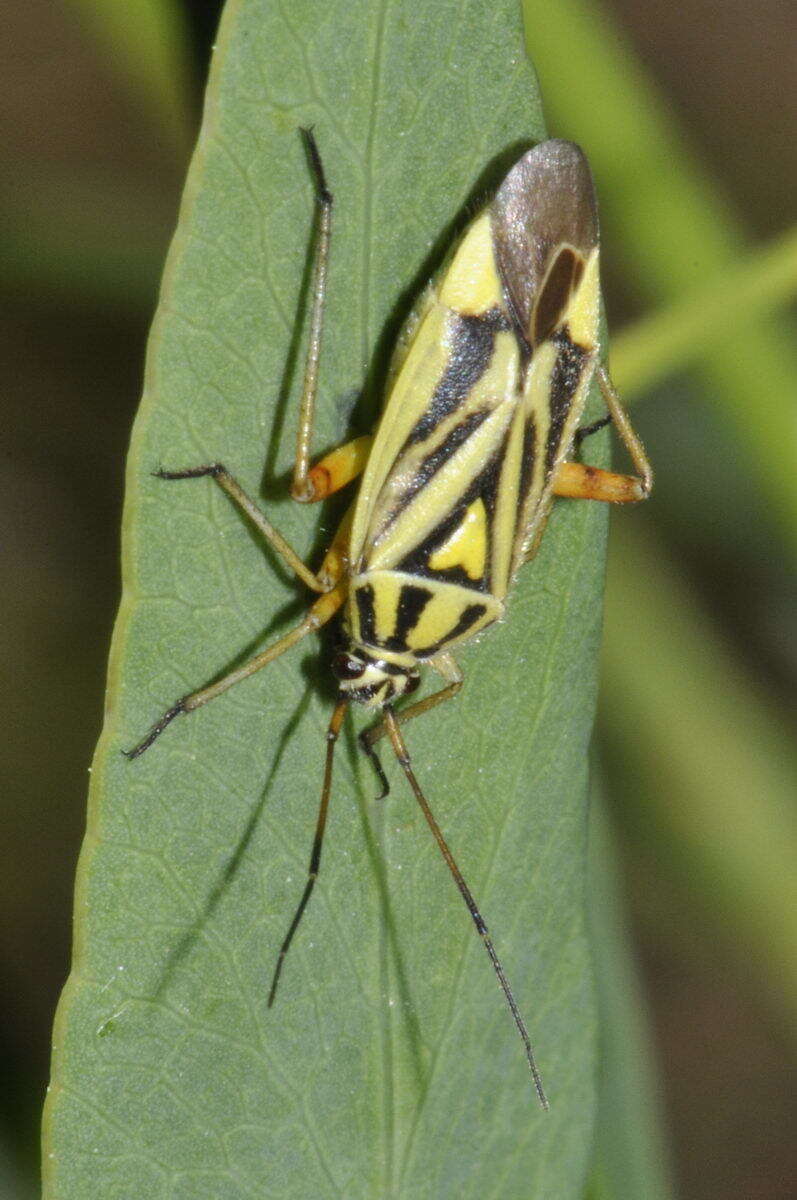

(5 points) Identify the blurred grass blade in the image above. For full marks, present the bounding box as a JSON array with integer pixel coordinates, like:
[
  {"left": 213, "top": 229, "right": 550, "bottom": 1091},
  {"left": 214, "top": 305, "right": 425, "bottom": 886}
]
[
  {"left": 523, "top": 0, "right": 797, "bottom": 547},
  {"left": 68, "top": 0, "right": 195, "bottom": 150},
  {"left": 612, "top": 223, "right": 797, "bottom": 399},
  {"left": 602, "top": 523, "right": 797, "bottom": 1026},
  {"left": 586, "top": 796, "right": 674, "bottom": 1200},
  {"left": 3, "top": 172, "right": 169, "bottom": 310},
  {"left": 43, "top": 1, "right": 620, "bottom": 1195},
  {"left": 524, "top": 0, "right": 797, "bottom": 1065}
]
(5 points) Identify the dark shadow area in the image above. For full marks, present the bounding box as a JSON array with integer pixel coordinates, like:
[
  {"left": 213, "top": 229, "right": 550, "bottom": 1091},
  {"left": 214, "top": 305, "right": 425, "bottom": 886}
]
[{"left": 148, "top": 687, "right": 315, "bottom": 1007}]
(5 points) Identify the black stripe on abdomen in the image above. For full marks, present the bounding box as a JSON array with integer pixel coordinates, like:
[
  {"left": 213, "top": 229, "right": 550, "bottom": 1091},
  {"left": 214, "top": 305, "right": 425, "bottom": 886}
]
[
  {"left": 382, "top": 584, "right": 434, "bottom": 652},
  {"left": 354, "top": 583, "right": 377, "bottom": 646},
  {"left": 353, "top": 581, "right": 435, "bottom": 654},
  {"left": 423, "top": 601, "right": 488, "bottom": 656},
  {"left": 545, "top": 327, "right": 588, "bottom": 474},
  {"left": 395, "top": 441, "right": 504, "bottom": 592},
  {"left": 405, "top": 309, "right": 507, "bottom": 447}
]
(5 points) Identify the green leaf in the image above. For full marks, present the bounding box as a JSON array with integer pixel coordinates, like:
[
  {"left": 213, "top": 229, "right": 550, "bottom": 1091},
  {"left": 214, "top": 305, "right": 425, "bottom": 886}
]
[
  {"left": 45, "top": 2, "right": 612, "bottom": 1195},
  {"left": 586, "top": 796, "right": 673, "bottom": 1200}
]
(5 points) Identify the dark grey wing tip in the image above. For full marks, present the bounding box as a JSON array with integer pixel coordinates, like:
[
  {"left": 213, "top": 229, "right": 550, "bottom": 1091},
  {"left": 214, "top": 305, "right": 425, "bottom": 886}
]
[
  {"left": 491, "top": 139, "right": 599, "bottom": 340},
  {"left": 495, "top": 140, "right": 597, "bottom": 235}
]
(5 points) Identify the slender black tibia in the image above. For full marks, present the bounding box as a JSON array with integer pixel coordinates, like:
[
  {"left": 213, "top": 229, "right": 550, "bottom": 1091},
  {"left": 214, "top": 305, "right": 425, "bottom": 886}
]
[
  {"left": 358, "top": 729, "right": 391, "bottom": 800},
  {"left": 123, "top": 699, "right": 186, "bottom": 759},
  {"left": 573, "top": 413, "right": 612, "bottom": 447},
  {"left": 267, "top": 697, "right": 348, "bottom": 1007},
  {"left": 383, "top": 708, "right": 549, "bottom": 1110}
]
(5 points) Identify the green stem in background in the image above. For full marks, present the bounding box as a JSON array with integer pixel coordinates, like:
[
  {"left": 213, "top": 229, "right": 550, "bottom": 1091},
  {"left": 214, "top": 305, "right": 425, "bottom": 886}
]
[
  {"left": 602, "top": 522, "right": 797, "bottom": 1029},
  {"left": 612, "top": 223, "right": 797, "bottom": 399},
  {"left": 521, "top": 0, "right": 797, "bottom": 1034},
  {"left": 68, "top": 0, "right": 195, "bottom": 152},
  {"left": 3, "top": 173, "right": 170, "bottom": 310},
  {"left": 523, "top": 0, "right": 797, "bottom": 547}
]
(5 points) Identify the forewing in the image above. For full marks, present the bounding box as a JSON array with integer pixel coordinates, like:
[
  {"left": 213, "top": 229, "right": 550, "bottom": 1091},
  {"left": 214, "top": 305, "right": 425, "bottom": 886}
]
[
  {"left": 349, "top": 209, "right": 522, "bottom": 585},
  {"left": 491, "top": 140, "right": 598, "bottom": 348},
  {"left": 490, "top": 141, "right": 603, "bottom": 578}
]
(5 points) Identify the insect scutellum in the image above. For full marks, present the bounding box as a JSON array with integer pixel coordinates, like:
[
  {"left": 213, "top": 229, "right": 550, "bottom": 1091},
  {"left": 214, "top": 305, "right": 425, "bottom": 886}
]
[{"left": 126, "top": 128, "right": 652, "bottom": 1110}]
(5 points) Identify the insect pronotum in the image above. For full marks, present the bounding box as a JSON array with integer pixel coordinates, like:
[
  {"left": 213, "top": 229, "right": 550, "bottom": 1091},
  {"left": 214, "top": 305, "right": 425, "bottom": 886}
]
[{"left": 126, "top": 130, "right": 652, "bottom": 1109}]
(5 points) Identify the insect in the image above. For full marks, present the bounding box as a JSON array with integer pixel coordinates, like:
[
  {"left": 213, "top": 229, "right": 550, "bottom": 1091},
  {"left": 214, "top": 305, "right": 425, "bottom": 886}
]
[{"left": 126, "top": 130, "right": 651, "bottom": 1109}]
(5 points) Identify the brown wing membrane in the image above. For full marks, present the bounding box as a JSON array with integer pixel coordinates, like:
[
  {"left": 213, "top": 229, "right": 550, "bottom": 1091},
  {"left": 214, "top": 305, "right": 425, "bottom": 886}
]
[{"left": 491, "top": 140, "right": 598, "bottom": 346}]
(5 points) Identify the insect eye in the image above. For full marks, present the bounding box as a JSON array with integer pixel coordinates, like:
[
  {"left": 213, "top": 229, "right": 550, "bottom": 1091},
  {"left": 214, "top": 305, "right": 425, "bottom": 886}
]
[
  {"left": 405, "top": 674, "right": 421, "bottom": 695},
  {"left": 332, "top": 652, "right": 365, "bottom": 681}
]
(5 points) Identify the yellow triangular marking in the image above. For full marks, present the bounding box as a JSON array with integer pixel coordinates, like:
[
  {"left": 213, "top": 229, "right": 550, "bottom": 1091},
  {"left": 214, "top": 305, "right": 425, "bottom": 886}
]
[
  {"left": 565, "top": 246, "right": 600, "bottom": 347},
  {"left": 438, "top": 212, "right": 503, "bottom": 315},
  {"left": 428, "top": 499, "right": 487, "bottom": 579}
]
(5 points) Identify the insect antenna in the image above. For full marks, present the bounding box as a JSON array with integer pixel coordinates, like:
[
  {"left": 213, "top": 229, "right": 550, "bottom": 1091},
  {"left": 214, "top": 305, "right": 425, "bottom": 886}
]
[
  {"left": 267, "top": 695, "right": 348, "bottom": 1007},
  {"left": 383, "top": 706, "right": 549, "bottom": 1110}
]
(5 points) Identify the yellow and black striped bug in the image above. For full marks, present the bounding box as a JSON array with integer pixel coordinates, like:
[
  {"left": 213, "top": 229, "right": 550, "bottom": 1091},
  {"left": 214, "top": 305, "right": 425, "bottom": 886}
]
[{"left": 126, "top": 131, "right": 651, "bottom": 1108}]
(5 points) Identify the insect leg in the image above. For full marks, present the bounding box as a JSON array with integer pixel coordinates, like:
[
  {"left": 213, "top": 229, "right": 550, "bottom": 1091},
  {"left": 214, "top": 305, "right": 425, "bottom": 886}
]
[
  {"left": 291, "top": 128, "right": 334, "bottom": 503},
  {"left": 550, "top": 367, "right": 653, "bottom": 505},
  {"left": 302, "top": 435, "right": 373, "bottom": 502},
  {"left": 124, "top": 582, "right": 347, "bottom": 758},
  {"left": 573, "top": 414, "right": 612, "bottom": 445},
  {"left": 154, "top": 464, "right": 325, "bottom": 593},
  {"left": 267, "top": 696, "right": 348, "bottom": 1006},
  {"left": 382, "top": 707, "right": 549, "bottom": 1110},
  {"left": 360, "top": 653, "right": 463, "bottom": 765},
  {"left": 552, "top": 462, "right": 647, "bottom": 503},
  {"left": 595, "top": 365, "right": 653, "bottom": 497}
]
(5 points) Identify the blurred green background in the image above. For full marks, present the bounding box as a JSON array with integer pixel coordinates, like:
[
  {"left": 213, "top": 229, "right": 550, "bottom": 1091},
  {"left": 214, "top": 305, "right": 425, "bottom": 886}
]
[{"left": 2, "top": 1, "right": 795, "bottom": 1196}]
